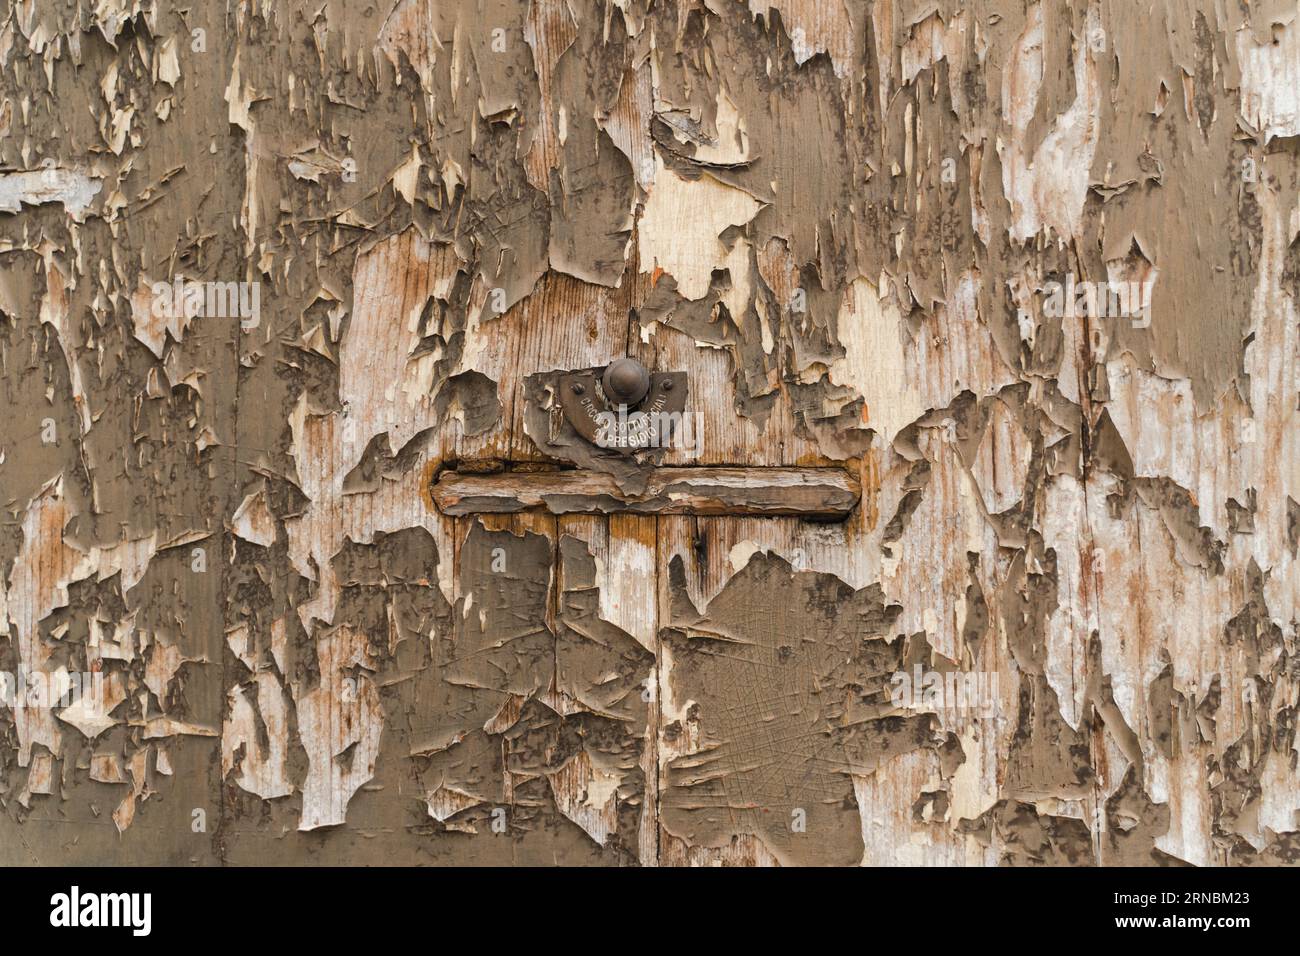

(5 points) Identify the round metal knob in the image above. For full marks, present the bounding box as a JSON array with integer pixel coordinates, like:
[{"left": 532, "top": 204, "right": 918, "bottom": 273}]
[{"left": 601, "top": 357, "right": 650, "bottom": 407}]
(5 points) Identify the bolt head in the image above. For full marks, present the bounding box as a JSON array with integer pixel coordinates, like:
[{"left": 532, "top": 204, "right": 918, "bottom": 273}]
[
  {"left": 570, "top": 382, "right": 585, "bottom": 395},
  {"left": 602, "top": 358, "right": 650, "bottom": 406}
]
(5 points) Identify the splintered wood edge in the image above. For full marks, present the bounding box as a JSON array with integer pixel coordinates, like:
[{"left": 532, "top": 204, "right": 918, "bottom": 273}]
[{"left": 429, "top": 467, "right": 861, "bottom": 518}]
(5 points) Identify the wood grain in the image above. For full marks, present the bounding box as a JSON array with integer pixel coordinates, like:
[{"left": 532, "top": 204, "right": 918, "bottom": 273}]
[{"left": 430, "top": 466, "right": 861, "bottom": 517}]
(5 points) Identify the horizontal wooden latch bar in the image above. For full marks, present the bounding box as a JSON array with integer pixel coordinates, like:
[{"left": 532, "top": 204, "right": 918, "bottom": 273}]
[{"left": 430, "top": 466, "right": 860, "bottom": 518}]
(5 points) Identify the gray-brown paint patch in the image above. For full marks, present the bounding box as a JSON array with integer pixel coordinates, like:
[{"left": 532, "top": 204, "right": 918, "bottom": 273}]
[{"left": 659, "top": 551, "right": 936, "bottom": 865}]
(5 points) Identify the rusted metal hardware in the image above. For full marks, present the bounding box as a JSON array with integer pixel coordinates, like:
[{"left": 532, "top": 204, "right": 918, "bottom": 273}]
[{"left": 557, "top": 358, "right": 687, "bottom": 453}]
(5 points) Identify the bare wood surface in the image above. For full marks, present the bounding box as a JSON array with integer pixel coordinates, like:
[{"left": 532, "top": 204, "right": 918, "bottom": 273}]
[{"left": 431, "top": 467, "right": 860, "bottom": 517}]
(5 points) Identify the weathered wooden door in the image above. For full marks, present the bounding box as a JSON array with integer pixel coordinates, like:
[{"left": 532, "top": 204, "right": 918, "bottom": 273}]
[{"left": 3, "top": 0, "right": 1297, "bottom": 870}]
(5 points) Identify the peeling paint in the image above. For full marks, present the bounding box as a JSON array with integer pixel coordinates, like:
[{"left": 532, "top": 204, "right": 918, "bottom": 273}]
[{"left": 0, "top": 0, "right": 1297, "bottom": 867}]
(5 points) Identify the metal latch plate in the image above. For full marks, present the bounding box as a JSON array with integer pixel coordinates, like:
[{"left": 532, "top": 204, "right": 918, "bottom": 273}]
[{"left": 557, "top": 369, "right": 687, "bottom": 453}]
